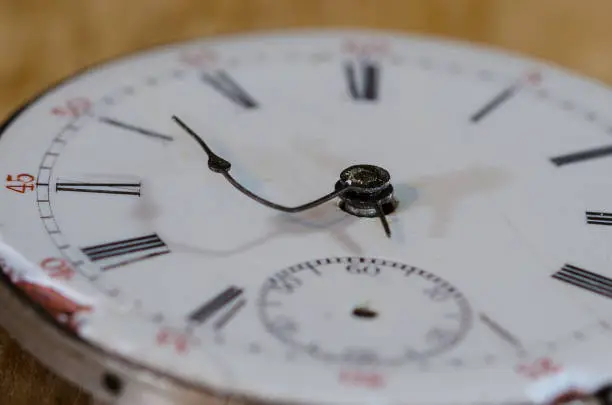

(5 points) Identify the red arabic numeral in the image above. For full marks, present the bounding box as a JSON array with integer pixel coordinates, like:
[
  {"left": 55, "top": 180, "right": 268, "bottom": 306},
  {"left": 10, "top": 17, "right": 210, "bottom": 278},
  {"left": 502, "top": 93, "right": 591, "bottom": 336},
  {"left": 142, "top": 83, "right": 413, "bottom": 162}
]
[
  {"left": 156, "top": 327, "right": 199, "bottom": 354},
  {"left": 51, "top": 97, "right": 91, "bottom": 117},
  {"left": 339, "top": 369, "right": 385, "bottom": 389},
  {"left": 529, "top": 72, "right": 542, "bottom": 84},
  {"left": 342, "top": 39, "right": 390, "bottom": 58},
  {"left": 516, "top": 357, "right": 562, "bottom": 380},
  {"left": 40, "top": 258, "right": 75, "bottom": 281},
  {"left": 179, "top": 47, "right": 218, "bottom": 68},
  {"left": 5, "top": 173, "right": 36, "bottom": 194}
]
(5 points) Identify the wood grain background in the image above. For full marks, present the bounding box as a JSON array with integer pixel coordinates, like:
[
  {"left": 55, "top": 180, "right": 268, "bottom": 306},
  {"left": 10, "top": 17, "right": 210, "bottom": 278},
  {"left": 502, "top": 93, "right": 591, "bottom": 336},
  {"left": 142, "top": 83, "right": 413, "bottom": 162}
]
[{"left": 2, "top": 1, "right": 612, "bottom": 404}]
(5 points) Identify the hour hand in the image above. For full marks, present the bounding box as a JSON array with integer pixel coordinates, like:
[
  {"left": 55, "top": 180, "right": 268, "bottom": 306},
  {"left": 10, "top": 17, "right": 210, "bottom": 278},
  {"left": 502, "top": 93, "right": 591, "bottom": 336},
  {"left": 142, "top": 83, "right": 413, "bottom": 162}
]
[{"left": 171, "top": 116, "right": 230, "bottom": 173}]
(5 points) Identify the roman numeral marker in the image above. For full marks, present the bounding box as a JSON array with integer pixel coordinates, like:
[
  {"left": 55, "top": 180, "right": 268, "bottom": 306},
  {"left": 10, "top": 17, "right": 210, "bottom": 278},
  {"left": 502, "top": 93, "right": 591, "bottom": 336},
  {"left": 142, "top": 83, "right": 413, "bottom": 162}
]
[
  {"left": 552, "top": 264, "right": 612, "bottom": 299},
  {"left": 81, "top": 233, "right": 169, "bottom": 271},
  {"left": 479, "top": 313, "right": 523, "bottom": 350},
  {"left": 345, "top": 61, "right": 380, "bottom": 101},
  {"left": 471, "top": 71, "right": 541, "bottom": 123},
  {"left": 586, "top": 211, "right": 612, "bottom": 226},
  {"left": 56, "top": 181, "right": 141, "bottom": 196},
  {"left": 213, "top": 299, "right": 247, "bottom": 330},
  {"left": 99, "top": 117, "right": 174, "bottom": 141},
  {"left": 470, "top": 85, "right": 517, "bottom": 123},
  {"left": 202, "top": 71, "right": 258, "bottom": 109},
  {"left": 550, "top": 144, "right": 612, "bottom": 166},
  {"left": 188, "top": 286, "right": 245, "bottom": 329}
]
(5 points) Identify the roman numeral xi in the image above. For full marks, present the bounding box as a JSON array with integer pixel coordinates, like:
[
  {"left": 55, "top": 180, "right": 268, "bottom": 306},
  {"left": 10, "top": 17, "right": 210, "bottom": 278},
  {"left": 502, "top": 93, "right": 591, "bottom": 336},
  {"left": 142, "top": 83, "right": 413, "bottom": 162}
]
[
  {"left": 202, "top": 71, "right": 258, "bottom": 109},
  {"left": 81, "top": 233, "right": 170, "bottom": 271}
]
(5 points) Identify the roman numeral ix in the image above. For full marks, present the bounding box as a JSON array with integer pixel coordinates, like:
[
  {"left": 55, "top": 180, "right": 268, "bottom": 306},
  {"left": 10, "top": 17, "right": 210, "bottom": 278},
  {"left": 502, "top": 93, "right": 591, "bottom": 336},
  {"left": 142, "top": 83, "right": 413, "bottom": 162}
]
[
  {"left": 552, "top": 264, "right": 612, "bottom": 299},
  {"left": 345, "top": 60, "right": 380, "bottom": 101},
  {"left": 56, "top": 181, "right": 141, "bottom": 196},
  {"left": 202, "top": 71, "right": 258, "bottom": 109},
  {"left": 81, "top": 233, "right": 170, "bottom": 271}
]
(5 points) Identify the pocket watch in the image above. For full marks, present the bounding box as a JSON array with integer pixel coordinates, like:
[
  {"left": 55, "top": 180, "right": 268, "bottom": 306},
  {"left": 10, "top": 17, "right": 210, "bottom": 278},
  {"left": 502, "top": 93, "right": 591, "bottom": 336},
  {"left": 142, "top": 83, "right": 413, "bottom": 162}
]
[{"left": 1, "top": 28, "right": 612, "bottom": 405}]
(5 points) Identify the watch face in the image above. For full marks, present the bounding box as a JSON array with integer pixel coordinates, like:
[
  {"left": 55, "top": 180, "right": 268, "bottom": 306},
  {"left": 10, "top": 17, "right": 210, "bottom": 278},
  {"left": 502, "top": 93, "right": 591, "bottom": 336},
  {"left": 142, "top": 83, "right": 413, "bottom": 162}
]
[{"left": 1, "top": 29, "right": 612, "bottom": 405}]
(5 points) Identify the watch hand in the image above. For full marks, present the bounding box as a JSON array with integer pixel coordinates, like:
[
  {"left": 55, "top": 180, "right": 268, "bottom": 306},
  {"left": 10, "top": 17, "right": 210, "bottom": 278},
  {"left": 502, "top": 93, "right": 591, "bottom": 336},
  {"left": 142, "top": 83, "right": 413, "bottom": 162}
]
[
  {"left": 99, "top": 116, "right": 174, "bottom": 141},
  {"left": 172, "top": 115, "right": 355, "bottom": 213},
  {"left": 172, "top": 115, "right": 397, "bottom": 237},
  {"left": 375, "top": 202, "right": 392, "bottom": 238},
  {"left": 171, "top": 115, "right": 231, "bottom": 173}
]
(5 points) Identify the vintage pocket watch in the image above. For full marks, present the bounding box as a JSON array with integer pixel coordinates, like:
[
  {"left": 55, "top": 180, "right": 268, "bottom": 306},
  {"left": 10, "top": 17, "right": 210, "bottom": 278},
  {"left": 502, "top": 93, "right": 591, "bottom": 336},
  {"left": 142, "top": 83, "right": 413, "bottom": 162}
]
[{"left": 1, "top": 29, "right": 612, "bottom": 405}]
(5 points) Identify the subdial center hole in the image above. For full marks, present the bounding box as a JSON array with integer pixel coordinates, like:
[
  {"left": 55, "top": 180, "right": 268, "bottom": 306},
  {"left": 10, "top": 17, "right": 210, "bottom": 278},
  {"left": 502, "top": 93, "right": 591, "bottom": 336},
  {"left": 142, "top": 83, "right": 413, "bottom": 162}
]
[{"left": 352, "top": 306, "right": 378, "bottom": 320}]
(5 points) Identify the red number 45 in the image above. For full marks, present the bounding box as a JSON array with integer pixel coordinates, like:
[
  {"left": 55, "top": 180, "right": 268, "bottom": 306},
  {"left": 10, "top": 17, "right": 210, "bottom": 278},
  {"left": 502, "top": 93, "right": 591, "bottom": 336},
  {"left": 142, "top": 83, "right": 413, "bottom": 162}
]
[{"left": 5, "top": 174, "right": 36, "bottom": 194}]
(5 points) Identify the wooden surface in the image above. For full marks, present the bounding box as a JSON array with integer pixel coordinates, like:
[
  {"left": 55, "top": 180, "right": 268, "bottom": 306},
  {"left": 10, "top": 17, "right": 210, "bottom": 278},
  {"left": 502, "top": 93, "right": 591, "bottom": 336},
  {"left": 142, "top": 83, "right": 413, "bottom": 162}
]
[{"left": 2, "top": 1, "right": 612, "bottom": 404}]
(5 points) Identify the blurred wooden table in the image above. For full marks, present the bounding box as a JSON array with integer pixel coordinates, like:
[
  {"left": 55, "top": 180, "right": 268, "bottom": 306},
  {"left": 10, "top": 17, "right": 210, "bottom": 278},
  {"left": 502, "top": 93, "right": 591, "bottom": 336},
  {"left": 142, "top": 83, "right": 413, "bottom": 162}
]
[{"left": 2, "top": 0, "right": 612, "bottom": 404}]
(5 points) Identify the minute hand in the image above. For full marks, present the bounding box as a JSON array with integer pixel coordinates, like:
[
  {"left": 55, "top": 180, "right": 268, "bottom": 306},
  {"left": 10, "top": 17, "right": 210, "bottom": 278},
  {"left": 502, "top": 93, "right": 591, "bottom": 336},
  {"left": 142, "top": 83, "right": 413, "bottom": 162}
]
[{"left": 171, "top": 115, "right": 356, "bottom": 213}]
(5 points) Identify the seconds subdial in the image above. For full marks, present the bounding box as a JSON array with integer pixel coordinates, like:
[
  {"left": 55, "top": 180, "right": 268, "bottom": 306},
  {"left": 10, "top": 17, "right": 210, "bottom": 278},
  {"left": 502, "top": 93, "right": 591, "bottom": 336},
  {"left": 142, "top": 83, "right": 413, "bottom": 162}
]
[{"left": 257, "top": 257, "right": 472, "bottom": 366}]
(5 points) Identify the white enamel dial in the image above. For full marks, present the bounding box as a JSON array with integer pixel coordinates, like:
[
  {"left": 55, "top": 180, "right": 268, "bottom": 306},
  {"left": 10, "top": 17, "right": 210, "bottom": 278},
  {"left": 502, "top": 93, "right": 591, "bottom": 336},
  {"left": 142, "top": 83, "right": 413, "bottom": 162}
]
[{"left": 1, "top": 29, "right": 612, "bottom": 404}]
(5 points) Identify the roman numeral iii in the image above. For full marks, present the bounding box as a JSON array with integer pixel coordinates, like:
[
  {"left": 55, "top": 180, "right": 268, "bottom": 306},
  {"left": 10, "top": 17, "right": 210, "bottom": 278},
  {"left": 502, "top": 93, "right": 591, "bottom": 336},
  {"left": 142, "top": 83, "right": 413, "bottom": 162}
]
[
  {"left": 344, "top": 61, "right": 380, "bottom": 101},
  {"left": 81, "top": 233, "right": 170, "bottom": 271},
  {"left": 551, "top": 144, "right": 612, "bottom": 166}
]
